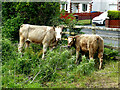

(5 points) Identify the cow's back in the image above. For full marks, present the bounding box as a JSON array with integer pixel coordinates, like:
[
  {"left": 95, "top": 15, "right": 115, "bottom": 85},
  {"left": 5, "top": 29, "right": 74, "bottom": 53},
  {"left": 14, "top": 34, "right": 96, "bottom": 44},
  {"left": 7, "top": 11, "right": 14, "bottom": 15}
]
[
  {"left": 76, "top": 34, "right": 103, "bottom": 52},
  {"left": 20, "top": 24, "right": 54, "bottom": 44}
]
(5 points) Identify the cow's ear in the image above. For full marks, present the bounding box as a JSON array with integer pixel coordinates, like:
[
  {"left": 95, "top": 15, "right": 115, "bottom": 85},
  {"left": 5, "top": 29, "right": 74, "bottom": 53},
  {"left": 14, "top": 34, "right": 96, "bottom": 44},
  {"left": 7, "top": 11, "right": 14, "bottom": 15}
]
[
  {"left": 53, "top": 27, "right": 55, "bottom": 31},
  {"left": 73, "top": 36, "right": 76, "bottom": 41},
  {"left": 73, "top": 38, "right": 76, "bottom": 41},
  {"left": 20, "top": 24, "right": 24, "bottom": 27},
  {"left": 60, "top": 25, "right": 64, "bottom": 29}
]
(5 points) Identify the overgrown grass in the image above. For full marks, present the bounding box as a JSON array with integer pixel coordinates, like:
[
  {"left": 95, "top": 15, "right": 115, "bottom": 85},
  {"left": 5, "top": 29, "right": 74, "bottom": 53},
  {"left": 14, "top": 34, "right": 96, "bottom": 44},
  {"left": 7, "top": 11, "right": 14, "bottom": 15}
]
[
  {"left": 46, "top": 60, "right": 118, "bottom": 88},
  {"left": 2, "top": 38, "right": 119, "bottom": 88}
]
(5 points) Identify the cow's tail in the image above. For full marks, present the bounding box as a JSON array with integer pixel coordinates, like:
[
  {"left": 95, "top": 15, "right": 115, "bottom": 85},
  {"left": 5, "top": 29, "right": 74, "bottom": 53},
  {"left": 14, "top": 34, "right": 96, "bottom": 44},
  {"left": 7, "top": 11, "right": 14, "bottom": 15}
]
[{"left": 97, "top": 36, "right": 104, "bottom": 53}]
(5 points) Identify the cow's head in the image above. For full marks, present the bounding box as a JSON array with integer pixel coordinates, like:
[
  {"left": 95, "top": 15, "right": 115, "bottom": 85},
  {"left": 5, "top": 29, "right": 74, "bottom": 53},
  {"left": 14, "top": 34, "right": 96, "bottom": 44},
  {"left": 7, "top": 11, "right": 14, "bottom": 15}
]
[
  {"left": 67, "top": 36, "right": 75, "bottom": 48},
  {"left": 55, "top": 26, "right": 63, "bottom": 41}
]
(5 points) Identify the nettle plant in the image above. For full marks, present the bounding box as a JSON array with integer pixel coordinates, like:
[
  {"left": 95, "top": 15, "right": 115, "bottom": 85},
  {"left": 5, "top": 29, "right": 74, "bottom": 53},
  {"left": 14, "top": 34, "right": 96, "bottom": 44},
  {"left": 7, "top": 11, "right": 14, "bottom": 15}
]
[{"left": 76, "top": 56, "right": 95, "bottom": 75}]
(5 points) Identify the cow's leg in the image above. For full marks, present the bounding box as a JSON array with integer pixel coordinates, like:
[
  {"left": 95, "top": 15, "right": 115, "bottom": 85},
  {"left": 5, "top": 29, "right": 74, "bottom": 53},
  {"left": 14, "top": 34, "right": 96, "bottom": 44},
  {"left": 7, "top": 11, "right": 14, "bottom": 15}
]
[
  {"left": 81, "top": 52, "right": 85, "bottom": 60},
  {"left": 49, "top": 41, "right": 57, "bottom": 51},
  {"left": 25, "top": 41, "right": 30, "bottom": 48},
  {"left": 75, "top": 49, "right": 80, "bottom": 64},
  {"left": 98, "top": 52, "right": 103, "bottom": 70},
  {"left": 49, "top": 46, "right": 55, "bottom": 51},
  {"left": 18, "top": 36, "right": 25, "bottom": 53},
  {"left": 89, "top": 48, "right": 94, "bottom": 60},
  {"left": 42, "top": 43, "right": 48, "bottom": 59}
]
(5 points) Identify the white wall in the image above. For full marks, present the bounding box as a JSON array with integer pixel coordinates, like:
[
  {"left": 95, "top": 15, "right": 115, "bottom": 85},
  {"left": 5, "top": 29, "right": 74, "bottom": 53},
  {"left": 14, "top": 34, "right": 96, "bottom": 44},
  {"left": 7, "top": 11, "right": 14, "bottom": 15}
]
[
  {"left": 92, "top": 0, "right": 118, "bottom": 12},
  {"left": 92, "top": 0, "right": 101, "bottom": 11},
  {"left": 79, "top": 4, "right": 83, "bottom": 12},
  {"left": 67, "top": 0, "right": 71, "bottom": 13},
  {"left": 109, "top": 4, "right": 117, "bottom": 10},
  {"left": 87, "top": 4, "right": 90, "bottom": 12}
]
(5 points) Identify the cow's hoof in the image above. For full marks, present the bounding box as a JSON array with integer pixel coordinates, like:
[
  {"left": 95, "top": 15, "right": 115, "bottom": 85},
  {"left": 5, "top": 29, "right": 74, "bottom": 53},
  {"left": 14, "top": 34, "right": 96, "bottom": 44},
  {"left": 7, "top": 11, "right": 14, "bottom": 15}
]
[
  {"left": 42, "top": 57, "right": 45, "bottom": 60},
  {"left": 42, "top": 56, "right": 45, "bottom": 60}
]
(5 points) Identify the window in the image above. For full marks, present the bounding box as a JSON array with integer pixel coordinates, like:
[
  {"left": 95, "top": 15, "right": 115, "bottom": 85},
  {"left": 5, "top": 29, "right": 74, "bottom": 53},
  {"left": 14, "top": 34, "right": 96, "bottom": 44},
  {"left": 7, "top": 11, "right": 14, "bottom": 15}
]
[
  {"left": 62, "top": 4, "right": 65, "bottom": 10},
  {"left": 76, "top": 4, "right": 78, "bottom": 9},
  {"left": 82, "top": 4, "right": 87, "bottom": 11},
  {"left": 66, "top": 4, "right": 68, "bottom": 10}
]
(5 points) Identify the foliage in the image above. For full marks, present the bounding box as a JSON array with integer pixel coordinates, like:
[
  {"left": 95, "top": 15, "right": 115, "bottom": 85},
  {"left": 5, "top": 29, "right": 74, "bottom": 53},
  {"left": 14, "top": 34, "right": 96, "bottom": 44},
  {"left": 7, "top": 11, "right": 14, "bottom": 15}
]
[
  {"left": 104, "top": 48, "right": 119, "bottom": 60},
  {"left": 76, "top": 56, "right": 95, "bottom": 75},
  {"left": 2, "top": 37, "right": 119, "bottom": 88},
  {"left": 60, "top": 10, "right": 77, "bottom": 33},
  {"left": 2, "top": 2, "right": 60, "bottom": 25},
  {"left": 108, "top": 10, "right": 120, "bottom": 20},
  {"left": 2, "top": 38, "right": 18, "bottom": 62},
  {"left": 2, "top": 39, "right": 95, "bottom": 88},
  {"left": 2, "top": 15, "right": 24, "bottom": 41}
]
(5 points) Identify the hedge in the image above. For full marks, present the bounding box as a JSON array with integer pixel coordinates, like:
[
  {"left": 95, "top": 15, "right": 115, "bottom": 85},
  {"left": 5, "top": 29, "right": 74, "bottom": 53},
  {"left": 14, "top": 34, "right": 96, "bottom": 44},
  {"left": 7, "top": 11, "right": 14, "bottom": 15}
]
[{"left": 108, "top": 10, "right": 120, "bottom": 20}]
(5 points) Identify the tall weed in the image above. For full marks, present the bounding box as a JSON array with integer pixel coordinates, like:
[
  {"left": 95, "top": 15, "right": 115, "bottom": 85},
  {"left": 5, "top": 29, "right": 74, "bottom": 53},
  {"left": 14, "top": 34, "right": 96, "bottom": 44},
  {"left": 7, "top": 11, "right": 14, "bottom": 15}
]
[{"left": 76, "top": 56, "right": 95, "bottom": 75}]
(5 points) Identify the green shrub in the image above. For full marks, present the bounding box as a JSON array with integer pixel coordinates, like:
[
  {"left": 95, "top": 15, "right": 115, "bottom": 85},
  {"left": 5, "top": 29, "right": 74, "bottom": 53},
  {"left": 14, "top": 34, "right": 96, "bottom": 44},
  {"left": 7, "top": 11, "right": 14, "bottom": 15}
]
[
  {"left": 76, "top": 56, "right": 95, "bottom": 75},
  {"left": 108, "top": 10, "right": 120, "bottom": 20},
  {"left": 2, "top": 15, "right": 24, "bottom": 41},
  {"left": 2, "top": 38, "right": 18, "bottom": 62},
  {"left": 104, "top": 48, "right": 118, "bottom": 60}
]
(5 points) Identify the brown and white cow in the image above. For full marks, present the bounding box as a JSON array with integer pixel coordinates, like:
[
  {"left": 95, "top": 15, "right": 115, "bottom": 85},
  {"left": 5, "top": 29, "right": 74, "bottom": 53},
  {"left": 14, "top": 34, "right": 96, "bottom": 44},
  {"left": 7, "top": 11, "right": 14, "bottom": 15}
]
[
  {"left": 18, "top": 24, "right": 63, "bottom": 59},
  {"left": 67, "top": 34, "right": 104, "bottom": 69}
]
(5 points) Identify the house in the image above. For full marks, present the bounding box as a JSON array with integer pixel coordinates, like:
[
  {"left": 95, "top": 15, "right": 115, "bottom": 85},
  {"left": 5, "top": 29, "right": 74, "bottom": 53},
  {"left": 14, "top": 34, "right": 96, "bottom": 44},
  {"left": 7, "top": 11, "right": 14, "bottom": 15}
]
[
  {"left": 60, "top": 0, "right": 119, "bottom": 13},
  {"left": 60, "top": 0, "right": 92, "bottom": 13}
]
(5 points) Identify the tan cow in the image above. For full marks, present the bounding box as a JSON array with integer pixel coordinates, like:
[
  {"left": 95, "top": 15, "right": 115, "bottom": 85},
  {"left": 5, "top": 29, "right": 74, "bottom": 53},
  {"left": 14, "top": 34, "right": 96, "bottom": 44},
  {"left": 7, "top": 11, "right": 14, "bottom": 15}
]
[
  {"left": 67, "top": 34, "right": 104, "bottom": 69},
  {"left": 18, "top": 24, "right": 63, "bottom": 59}
]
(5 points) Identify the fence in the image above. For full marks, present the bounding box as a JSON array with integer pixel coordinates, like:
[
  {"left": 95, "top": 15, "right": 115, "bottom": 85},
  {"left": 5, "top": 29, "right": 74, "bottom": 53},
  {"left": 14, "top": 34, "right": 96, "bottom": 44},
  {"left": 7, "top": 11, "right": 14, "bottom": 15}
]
[{"left": 62, "top": 24, "right": 120, "bottom": 51}]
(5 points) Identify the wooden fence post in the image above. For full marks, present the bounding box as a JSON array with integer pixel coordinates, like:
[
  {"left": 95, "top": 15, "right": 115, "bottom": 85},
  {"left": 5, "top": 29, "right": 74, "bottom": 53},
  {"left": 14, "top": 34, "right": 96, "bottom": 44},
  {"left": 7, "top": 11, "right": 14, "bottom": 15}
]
[{"left": 92, "top": 24, "right": 96, "bottom": 34}]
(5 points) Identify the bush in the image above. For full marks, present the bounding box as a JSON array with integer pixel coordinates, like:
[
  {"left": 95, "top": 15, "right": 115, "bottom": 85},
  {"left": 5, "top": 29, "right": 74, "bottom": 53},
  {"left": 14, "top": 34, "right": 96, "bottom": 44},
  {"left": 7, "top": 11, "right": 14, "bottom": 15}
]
[
  {"left": 76, "top": 56, "right": 95, "bottom": 75},
  {"left": 2, "top": 38, "right": 18, "bottom": 62},
  {"left": 2, "top": 2, "right": 60, "bottom": 26},
  {"left": 104, "top": 48, "right": 119, "bottom": 60},
  {"left": 2, "top": 15, "right": 24, "bottom": 41},
  {"left": 108, "top": 10, "right": 120, "bottom": 20}
]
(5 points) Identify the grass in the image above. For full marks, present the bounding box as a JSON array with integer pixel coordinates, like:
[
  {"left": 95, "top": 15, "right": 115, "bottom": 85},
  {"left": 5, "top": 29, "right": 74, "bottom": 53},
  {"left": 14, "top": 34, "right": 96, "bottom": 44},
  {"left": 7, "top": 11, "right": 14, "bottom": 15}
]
[
  {"left": 76, "top": 19, "right": 91, "bottom": 25},
  {"left": 44, "top": 60, "right": 119, "bottom": 88},
  {"left": 2, "top": 38, "right": 119, "bottom": 88},
  {"left": 0, "top": 29, "right": 1, "bottom": 89}
]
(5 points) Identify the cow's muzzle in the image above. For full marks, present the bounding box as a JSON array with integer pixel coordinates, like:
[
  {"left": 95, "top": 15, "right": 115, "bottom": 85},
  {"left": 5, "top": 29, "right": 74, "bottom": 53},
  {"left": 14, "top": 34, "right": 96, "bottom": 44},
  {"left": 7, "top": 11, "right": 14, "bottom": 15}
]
[
  {"left": 68, "top": 45, "right": 71, "bottom": 48},
  {"left": 56, "top": 38, "right": 61, "bottom": 41}
]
